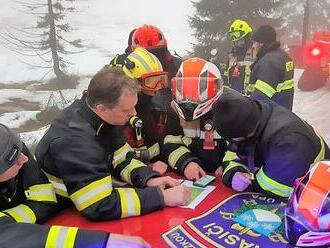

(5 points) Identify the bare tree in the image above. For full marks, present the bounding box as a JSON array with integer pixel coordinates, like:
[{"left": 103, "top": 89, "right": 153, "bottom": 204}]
[{"left": 0, "top": 0, "right": 85, "bottom": 82}]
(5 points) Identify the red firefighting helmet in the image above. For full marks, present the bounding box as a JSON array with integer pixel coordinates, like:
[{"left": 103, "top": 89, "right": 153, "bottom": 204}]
[
  {"left": 285, "top": 160, "right": 330, "bottom": 247},
  {"left": 131, "top": 24, "right": 167, "bottom": 51},
  {"left": 171, "top": 58, "right": 224, "bottom": 121}
]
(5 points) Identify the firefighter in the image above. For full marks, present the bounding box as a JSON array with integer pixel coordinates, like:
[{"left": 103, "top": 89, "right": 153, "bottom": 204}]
[
  {"left": 162, "top": 58, "right": 227, "bottom": 180},
  {"left": 0, "top": 124, "right": 150, "bottom": 247},
  {"left": 227, "top": 19, "right": 255, "bottom": 94},
  {"left": 249, "top": 25, "right": 295, "bottom": 110},
  {"left": 212, "top": 91, "right": 330, "bottom": 198},
  {"left": 120, "top": 47, "right": 170, "bottom": 174},
  {"left": 110, "top": 24, "right": 181, "bottom": 81},
  {"left": 35, "top": 67, "right": 190, "bottom": 222}
]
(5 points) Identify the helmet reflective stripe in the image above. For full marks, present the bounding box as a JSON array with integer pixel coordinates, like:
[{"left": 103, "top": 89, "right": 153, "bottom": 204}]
[
  {"left": 171, "top": 57, "right": 223, "bottom": 120},
  {"left": 123, "top": 47, "right": 164, "bottom": 79},
  {"left": 129, "top": 52, "right": 153, "bottom": 73}
]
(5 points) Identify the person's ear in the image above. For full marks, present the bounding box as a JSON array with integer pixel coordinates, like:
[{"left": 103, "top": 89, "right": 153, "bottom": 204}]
[{"left": 94, "top": 103, "right": 108, "bottom": 114}]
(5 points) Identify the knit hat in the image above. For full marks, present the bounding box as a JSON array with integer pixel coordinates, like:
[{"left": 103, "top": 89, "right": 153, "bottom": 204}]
[
  {"left": 252, "top": 25, "right": 276, "bottom": 44},
  {"left": 0, "top": 124, "right": 22, "bottom": 174},
  {"left": 212, "top": 91, "right": 261, "bottom": 138}
]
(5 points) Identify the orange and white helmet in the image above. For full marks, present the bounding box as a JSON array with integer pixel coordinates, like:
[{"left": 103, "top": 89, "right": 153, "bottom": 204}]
[
  {"left": 285, "top": 160, "right": 330, "bottom": 247},
  {"left": 171, "top": 58, "right": 224, "bottom": 121}
]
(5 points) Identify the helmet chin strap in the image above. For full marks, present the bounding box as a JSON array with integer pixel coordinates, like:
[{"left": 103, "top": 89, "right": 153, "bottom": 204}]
[{"left": 180, "top": 118, "right": 220, "bottom": 150}]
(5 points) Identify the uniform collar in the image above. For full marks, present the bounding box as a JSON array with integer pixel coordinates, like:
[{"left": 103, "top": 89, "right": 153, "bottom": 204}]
[{"left": 79, "top": 96, "right": 111, "bottom": 135}]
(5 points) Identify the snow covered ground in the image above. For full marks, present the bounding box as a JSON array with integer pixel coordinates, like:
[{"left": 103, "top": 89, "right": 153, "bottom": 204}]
[{"left": 0, "top": 1, "right": 329, "bottom": 148}]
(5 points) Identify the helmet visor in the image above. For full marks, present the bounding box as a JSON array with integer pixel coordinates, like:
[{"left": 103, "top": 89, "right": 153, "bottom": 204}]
[
  {"left": 230, "top": 30, "right": 243, "bottom": 41},
  {"left": 140, "top": 72, "right": 168, "bottom": 91}
]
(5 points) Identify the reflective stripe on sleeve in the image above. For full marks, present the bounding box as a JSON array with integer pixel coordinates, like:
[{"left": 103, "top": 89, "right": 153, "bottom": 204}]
[
  {"left": 120, "top": 159, "right": 146, "bottom": 184},
  {"left": 117, "top": 188, "right": 141, "bottom": 218},
  {"left": 45, "top": 226, "right": 78, "bottom": 248},
  {"left": 168, "top": 146, "right": 190, "bottom": 169},
  {"left": 44, "top": 171, "right": 69, "bottom": 197},
  {"left": 148, "top": 142, "right": 160, "bottom": 159},
  {"left": 113, "top": 143, "right": 134, "bottom": 169},
  {"left": 255, "top": 80, "right": 276, "bottom": 98},
  {"left": 164, "top": 135, "right": 184, "bottom": 145},
  {"left": 223, "top": 161, "right": 249, "bottom": 178},
  {"left": 25, "top": 183, "right": 57, "bottom": 203},
  {"left": 223, "top": 150, "right": 239, "bottom": 162},
  {"left": 70, "top": 176, "right": 113, "bottom": 211},
  {"left": 256, "top": 167, "right": 292, "bottom": 197},
  {"left": 0, "top": 212, "right": 9, "bottom": 218},
  {"left": 4, "top": 204, "right": 36, "bottom": 223},
  {"left": 276, "top": 79, "right": 294, "bottom": 92}
]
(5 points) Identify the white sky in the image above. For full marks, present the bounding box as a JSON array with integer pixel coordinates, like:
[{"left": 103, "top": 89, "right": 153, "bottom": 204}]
[{"left": 0, "top": 0, "right": 196, "bottom": 82}]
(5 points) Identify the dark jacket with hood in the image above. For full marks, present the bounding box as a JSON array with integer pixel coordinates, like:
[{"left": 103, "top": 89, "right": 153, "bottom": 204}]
[{"left": 249, "top": 42, "right": 294, "bottom": 110}]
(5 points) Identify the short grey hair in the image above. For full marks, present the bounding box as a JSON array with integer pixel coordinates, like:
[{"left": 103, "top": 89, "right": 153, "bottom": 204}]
[{"left": 86, "top": 67, "right": 140, "bottom": 108}]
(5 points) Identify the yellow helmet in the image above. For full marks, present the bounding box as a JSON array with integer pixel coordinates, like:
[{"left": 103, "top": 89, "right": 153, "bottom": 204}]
[
  {"left": 123, "top": 47, "right": 168, "bottom": 91},
  {"left": 229, "top": 19, "right": 253, "bottom": 42}
]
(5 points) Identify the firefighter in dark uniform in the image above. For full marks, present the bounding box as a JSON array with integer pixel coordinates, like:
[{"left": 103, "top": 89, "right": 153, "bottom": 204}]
[
  {"left": 0, "top": 124, "right": 150, "bottom": 247},
  {"left": 227, "top": 19, "right": 255, "bottom": 94},
  {"left": 35, "top": 67, "right": 190, "bottom": 222},
  {"left": 119, "top": 47, "right": 171, "bottom": 174},
  {"left": 249, "top": 25, "right": 295, "bottom": 110},
  {"left": 212, "top": 91, "right": 330, "bottom": 198},
  {"left": 162, "top": 58, "right": 227, "bottom": 180}
]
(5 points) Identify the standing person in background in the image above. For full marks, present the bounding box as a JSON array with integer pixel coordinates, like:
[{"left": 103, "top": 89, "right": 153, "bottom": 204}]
[
  {"left": 35, "top": 67, "right": 190, "bottom": 222},
  {"left": 227, "top": 19, "right": 255, "bottom": 94},
  {"left": 249, "top": 25, "right": 294, "bottom": 110},
  {"left": 0, "top": 124, "right": 150, "bottom": 248}
]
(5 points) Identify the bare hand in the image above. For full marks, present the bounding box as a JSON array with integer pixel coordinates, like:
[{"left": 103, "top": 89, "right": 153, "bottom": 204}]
[
  {"left": 184, "top": 162, "right": 206, "bottom": 180},
  {"left": 106, "top": 233, "right": 151, "bottom": 248},
  {"left": 214, "top": 166, "right": 223, "bottom": 177},
  {"left": 162, "top": 185, "right": 191, "bottom": 207},
  {"left": 232, "top": 172, "right": 252, "bottom": 192},
  {"left": 150, "top": 161, "right": 168, "bottom": 175},
  {"left": 146, "top": 176, "right": 179, "bottom": 189}
]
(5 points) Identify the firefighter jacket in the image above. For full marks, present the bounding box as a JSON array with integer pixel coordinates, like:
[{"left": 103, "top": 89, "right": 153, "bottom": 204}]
[
  {"left": 249, "top": 42, "right": 294, "bottom": 110},
  {"left": 162, "top": 107, "right": 227, "bottom": 175},
  {"left": 227, "top": 46, "right": 255, "bottom": 94},
  {"left": 123, "top": 93, "right": 169, "bottom": 163},
  {"left": 0, "top": 143, "right": 109, "bottom": 247},
  {"left": 35, "top": 97, "right": 165, "bottom": 221},
  {"left": 220, "top": 100, "right": 330, "bottom": 198}
]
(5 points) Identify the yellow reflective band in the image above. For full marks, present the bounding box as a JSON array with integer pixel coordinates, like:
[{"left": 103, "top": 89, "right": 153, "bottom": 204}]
[
  {"left": 0, "top": 212, "right": 9, "bottom": 218},
  {"left": 255, "top": 80, "right": 276, "bottom": 98},
  {"left": 113, "top": 143, "right": 134, "bottom": 169},
  {"left": 313, "top": 134, "right": 326, "bottom": 164},
  {"left": 182, "top": 136, "right": 193, "bottom": 147},
  {"left": 70, "top": 176, "right": 113, "bottom": 211},
  {"left": 4, "top": 204, "right": 36, "bottom": 223},
  {"left": 129, "top": 52, "right": 153, "bottom": 73},
  {"left": 25, "top": 183, "right": 57, "bottom": 203},
  {"left": 168, "top": 146, "right": 190, "bottom": 169},
  {"left": 256, "top": 167, "right": 292, "bottom": 197},
  {"left": 286, "top": 61, "right": 294, "bottom": 72},
  {"left": 223, "top": 150, "right": 239, "bottom": 162},
  {"left": 45, "top": 226, "right": 78, "bottom": 248},
  {"left": 120, "top": 159, "right": 146, "bottom": 184},
  {"left": 44, "top": 171, "right": 69, "bottom": 198},
  {"left": 164, "top": 135, "right": 184, "bottom": 145},
  {"left": 223, "top": 161, "right": 249, "bottom": 178},
  {"left": 276, "top": 79, "right": 294, "bottom": 92},
  {"left": 148, "top": 142, "right": 160, "bottom": 159},
  {"left": 117, "top": 188, "right": 141, "bottom": 218}
]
